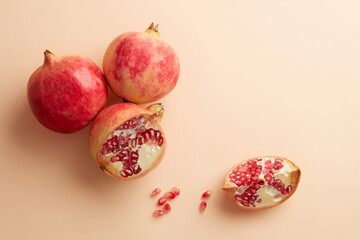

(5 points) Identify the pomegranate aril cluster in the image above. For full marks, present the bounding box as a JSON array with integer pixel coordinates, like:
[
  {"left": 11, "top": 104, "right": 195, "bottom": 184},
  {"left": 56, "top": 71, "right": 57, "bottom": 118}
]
[
  {"left": 234, "top": 180, "right": 264, "bottom": 207},
  {"left": 152, "top": 187, "right": 180, "bottom": 217},
  {"left": 231, "top": 158, "right": 294, "bottom": 207},
  {"left": 99, "top": 116, "right": 164, "bottom": 178},
  {"left": 229, "top": 159, "right": 262, "bottom": 187}
]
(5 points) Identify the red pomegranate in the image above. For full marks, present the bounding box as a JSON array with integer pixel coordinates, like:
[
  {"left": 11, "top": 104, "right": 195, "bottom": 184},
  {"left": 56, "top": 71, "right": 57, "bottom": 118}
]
[
  {"left": 222, "top": 156, "right": 301, "bottom": 210},
  {"left": 89, "top": 102, "right": 166, "bottom": 180},
  {"left": 27, "top": 50, "right": 107, "bottom": 133},
  {"left": 103, "top": 23, "right": 180, "bottom": 104}
]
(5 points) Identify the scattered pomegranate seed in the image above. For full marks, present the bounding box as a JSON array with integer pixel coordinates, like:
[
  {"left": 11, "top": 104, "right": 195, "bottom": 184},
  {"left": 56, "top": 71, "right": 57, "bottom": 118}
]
[
  {"left": 171, "top": 187, "right": 180, "bottom": 196},
  {"left": 151, "top": 188, "right": 161, "bottom": 196},
  {"left": 164, "top": 191, "right": 176, "bottom": 199},
  {"left": 199, "top": 201, "right": 207, "bottom": 212},
  {"left": 202, "top": 190, "right": 213, "bottom": 199},
  {"left": 163, "top": 203, "right": 171, "bottom": 214},
  {"left": 153, "top": 210, "right": 164, "bottom": 217},
  {"left": 158, "top": 197, "right": 167, "bottom": 206}
]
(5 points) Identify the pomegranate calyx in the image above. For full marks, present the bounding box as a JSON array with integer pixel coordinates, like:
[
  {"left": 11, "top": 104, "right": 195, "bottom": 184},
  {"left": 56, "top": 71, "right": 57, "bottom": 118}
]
[
  {"left": 43, "top": 49, "right": 58, "bottom": 65},
  {"left": 145, "top": 22, "right": 160, "bottom": 37},
  {"left": 147, "top": 103, "right": 164, "bottom": 122}
]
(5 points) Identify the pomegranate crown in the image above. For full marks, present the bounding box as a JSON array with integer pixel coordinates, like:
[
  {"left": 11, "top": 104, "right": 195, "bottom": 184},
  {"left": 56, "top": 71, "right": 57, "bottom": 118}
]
[{"left": 145, "top": 22, "right": 160, "bottom": 37}]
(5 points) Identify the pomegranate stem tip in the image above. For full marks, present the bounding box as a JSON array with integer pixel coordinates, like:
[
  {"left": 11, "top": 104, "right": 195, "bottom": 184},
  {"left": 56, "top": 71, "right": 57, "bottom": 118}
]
[{"left": 146, "top": 22, "right": 160, "bottom": 36}]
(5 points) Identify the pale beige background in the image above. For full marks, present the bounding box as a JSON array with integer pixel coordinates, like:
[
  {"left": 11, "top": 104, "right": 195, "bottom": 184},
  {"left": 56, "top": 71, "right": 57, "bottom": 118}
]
[{"left": 1, "top": 0, "right": 359, "bottom": 239}]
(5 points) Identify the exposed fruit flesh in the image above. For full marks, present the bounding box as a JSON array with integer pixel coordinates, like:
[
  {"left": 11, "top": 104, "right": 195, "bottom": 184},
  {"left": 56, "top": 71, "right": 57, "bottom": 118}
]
[
  {"left": 153, "top": 210, "right": 164, "bottom": 217},
  {"left": 98, "top": 114, "right": 164, "bottom": 179},
  {"left": 163, "top": 203, "right": 171, "bottom": 214},
  {"left": 223, "top": 156, "right": 301, "bottom": 210},
  {"left": 199, "top": 201, "right": 207, "bottom": 212},
  {"left": 202, "top": 190, "right": 212, "bottom": 199}
]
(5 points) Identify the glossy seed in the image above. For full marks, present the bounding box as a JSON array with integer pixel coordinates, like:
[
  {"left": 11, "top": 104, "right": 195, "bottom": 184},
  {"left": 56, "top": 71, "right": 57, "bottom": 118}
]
[
  {"left": 153, "top": 210, "right": 164, "bottom": 217},
  {"left": 202, "top": 190, "right": 213, "bottom": 199},
  {"left": 199, "top": 201, "right": 207, "bottom": 212},
  {"left": 151, "top": 188, "right": 161, "bottom": 196}
]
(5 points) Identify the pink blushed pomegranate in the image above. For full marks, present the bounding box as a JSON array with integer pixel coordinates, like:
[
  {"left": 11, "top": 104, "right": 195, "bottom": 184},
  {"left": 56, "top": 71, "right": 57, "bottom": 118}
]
[
  {"left": 222, "top": 156, "right": 301, "bottom": 210},
  {"left": 27, "top": 50, "right": 107, "bottom": 133},
  {"left": 103, "top": 23, "right": 180, "bottom": 104},
  {"left": 89, "top": 102, "right": 166, "bottom": 180}
]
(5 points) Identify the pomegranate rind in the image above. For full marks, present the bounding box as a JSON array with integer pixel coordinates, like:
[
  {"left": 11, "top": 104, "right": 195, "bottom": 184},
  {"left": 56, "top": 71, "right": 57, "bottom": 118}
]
[
  {"left": 102, "top": 25, "right": 180, "bottom": 104},
  {"left": 89, "top": 102, "right": 166, "bottom": 180},
  {"left": 222, "top": 156, "right": 301, "bottom": 211},
  {"left": 27, "top": 51, "right": 107, "bottom": 133}
]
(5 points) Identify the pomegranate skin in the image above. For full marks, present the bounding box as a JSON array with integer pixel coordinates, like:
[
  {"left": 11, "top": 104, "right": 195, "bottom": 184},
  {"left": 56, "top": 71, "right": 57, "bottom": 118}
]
[
  {"left": 27, "top": 50, "right": 107, "bottom": 133},
  {"left": 89, "top": 102, "right": 166, "bottom": 180},
  {"left": 103, "top": 23, "right": 180, "bottom": 104}
]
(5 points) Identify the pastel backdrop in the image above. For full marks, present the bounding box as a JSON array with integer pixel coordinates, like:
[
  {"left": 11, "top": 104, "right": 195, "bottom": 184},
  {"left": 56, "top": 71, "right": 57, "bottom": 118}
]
[{"left": 1, "top": 1, "right": 359, "bottom": 239}]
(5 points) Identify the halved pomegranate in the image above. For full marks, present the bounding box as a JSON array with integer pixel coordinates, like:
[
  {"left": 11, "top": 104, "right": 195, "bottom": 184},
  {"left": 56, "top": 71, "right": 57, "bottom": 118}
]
[
  {"left": 222, "top": 156, "right": 301, "bottom": 210},
  {"left": 89, "top": 102, "right": 166, "bottom": 180}
]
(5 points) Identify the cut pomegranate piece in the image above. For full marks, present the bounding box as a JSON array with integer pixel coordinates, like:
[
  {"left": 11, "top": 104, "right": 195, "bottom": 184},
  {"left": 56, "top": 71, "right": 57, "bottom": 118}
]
[
  {"left": 199, "top": 201, "right": 207, "bottom": 212},
  {"left": 151, "top": 188, "right": 161, "bottom": 196},
  {"left": 202, "top": 190, "right": 213, "bottom": 199},
  {"left": 170, "top": 187, "right": 180, "bottom": 196},
  {"left": 153, "top": 210, "right": 164, "bottom": 217},
  {"left": 223, "top": 156, "right": 301, "bottom": 210},
  {"left": 163, "top": 203, "right": 171, "bottom": 214},
  {"left": 89, "top": 103, "right": 166, "bottom": 180},
  {"left": 158, "top": 197, "right": 167, "bottom": 206}
]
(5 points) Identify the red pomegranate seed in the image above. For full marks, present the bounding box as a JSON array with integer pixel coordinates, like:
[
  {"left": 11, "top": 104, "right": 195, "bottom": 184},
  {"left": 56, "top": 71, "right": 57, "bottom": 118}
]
[
  {"left": 153, "top": 210, "right": 164, "bottom": 217},
  {"left": 151, "top": 188, "right": 161, "bottom": 196},
  {"left": 158, "top": 197, "right": 167, "bottom": 206},
  {"left": 164, "top": 191, "right": 176, "bottom": 199},
  {"left": 171, "top": 187, "right": 180, "bottom": 196},
  {"left": 202, "top": 190, "right": 213, "bottom": 199},
  {"left": 163, "top": 203, "right": 171, "bottom": 214},
  {"left": 199, "top": 201, "right": 207, "bottom": 212}
]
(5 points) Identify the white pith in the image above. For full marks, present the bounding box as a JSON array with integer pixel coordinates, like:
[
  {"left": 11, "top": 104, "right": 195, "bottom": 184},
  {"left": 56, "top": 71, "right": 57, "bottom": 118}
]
[
  {"left": 233, "top": 157, "right": 297, "bottom": 208},
  {"left": 100, "top": 116, "right": 164, "bottom": 178}
]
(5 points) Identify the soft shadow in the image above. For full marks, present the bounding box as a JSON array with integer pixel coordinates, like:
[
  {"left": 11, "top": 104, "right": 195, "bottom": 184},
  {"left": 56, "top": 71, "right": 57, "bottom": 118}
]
[
  {"left": 104, "top": 86, "right": 123, "bottom": 107},
  {"left": 10, "top": 96, "right": 121, "bottom": 195}
]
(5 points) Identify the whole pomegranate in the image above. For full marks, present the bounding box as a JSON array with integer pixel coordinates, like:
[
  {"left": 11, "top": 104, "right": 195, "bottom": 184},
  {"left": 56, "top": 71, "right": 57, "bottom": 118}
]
[
  {"left": 222, "top": 156, "right": 301, "bottom": 210},
  {"left": 103, "top": 23, "right": 180, "bottom": 104},
  {"left": 27, "top": 50, "right": 107, "bottom": 133},
  {"left": 89, "top": 102, "right": 166, "bottom": 180}
]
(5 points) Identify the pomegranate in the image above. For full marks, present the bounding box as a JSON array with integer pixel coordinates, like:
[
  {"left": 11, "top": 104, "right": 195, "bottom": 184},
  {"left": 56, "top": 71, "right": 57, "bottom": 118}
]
[
  {"left": 103, "top": 23, "right": 180, "bottom": 104},
  {"left": 222, "top": 156, "right": 301, "bottom": 210},
  {"left": 89, "top": 102, "right": 166, "bottom": 180},
  {"left": 27, "top": 50, "right": 107, "bottom": 133}
]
